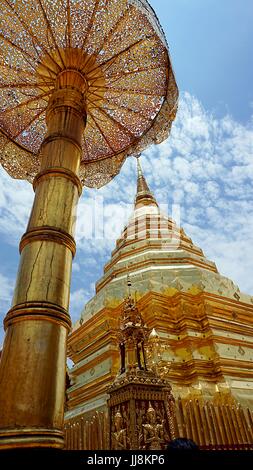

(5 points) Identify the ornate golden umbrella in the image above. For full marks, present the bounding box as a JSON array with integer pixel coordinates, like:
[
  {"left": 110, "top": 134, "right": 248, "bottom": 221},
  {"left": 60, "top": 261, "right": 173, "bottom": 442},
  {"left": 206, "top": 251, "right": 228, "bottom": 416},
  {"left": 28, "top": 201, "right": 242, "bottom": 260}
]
[{"left": 0, "top": 0, "right": 178, "bottom": 449}]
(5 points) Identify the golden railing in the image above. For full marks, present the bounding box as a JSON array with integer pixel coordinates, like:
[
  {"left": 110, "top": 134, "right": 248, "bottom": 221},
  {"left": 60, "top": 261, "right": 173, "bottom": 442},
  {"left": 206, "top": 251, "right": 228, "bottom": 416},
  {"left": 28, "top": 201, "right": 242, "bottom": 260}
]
[
  {"left": 175, "top": 398, "right": 253, "bottom": 449},
  {"left": 64, "top": 399, "right": 253, "bottom": 450},
  {"left": 64, "top": 411, "right": 109, "bottom": 450}
]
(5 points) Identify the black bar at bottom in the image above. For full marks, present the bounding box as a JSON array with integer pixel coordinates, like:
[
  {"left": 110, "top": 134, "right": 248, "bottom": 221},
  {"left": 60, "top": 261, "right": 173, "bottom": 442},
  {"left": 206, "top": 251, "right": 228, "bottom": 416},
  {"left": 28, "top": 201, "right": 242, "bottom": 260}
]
[{"left": 0, "top": 449, "right": 252, "bottom": 469}]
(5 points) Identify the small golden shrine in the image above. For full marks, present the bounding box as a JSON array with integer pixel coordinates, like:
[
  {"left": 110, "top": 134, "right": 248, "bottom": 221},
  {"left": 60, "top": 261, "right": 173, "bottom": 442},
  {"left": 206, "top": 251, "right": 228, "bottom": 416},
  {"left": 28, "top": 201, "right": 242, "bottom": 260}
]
[{"left": 108, "top": 279, "right": 175, "bottom": 450}]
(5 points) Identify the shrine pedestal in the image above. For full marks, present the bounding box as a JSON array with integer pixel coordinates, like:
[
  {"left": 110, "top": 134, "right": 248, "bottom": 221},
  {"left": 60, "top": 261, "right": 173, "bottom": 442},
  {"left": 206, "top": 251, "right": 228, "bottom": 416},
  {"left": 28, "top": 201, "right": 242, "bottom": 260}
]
[{"left": 108, "top": 370, "right": 176, "bottom": 450}]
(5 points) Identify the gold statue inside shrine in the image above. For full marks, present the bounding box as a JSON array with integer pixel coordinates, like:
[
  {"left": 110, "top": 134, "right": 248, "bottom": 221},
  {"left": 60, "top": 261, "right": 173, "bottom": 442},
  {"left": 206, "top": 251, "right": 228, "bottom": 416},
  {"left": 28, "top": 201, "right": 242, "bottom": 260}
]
[
  {"left": 141, "top": 402, "right": 167, "bottom": 450},
  {"left": 111, "top": 411, "right": 127, "bottom": 450}
]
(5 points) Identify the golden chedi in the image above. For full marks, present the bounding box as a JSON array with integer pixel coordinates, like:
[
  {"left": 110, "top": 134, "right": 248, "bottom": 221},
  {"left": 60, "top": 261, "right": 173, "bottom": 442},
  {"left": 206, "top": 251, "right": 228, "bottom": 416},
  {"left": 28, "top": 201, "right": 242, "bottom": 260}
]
[{"left": 66, "top": 158, "right": 253, "bottom": 450}]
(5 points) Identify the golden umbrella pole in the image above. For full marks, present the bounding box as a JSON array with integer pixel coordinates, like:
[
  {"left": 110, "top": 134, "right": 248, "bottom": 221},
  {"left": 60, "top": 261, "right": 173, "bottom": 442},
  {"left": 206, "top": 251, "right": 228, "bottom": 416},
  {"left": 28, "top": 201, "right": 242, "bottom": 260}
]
[
  {"left": 0, "top": 70, "right": 86, "bottom": 449},
  {"left": 0, "top": 0, "right": 178, "bottom": 451}
]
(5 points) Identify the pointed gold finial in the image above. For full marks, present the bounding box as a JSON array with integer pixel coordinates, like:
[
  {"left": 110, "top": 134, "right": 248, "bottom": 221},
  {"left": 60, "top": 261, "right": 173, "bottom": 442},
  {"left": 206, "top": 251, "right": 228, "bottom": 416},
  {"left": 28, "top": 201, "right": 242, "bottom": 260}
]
[
  {"left": 135, "top": 153, "right": 142, "bottom": 179},
  {"left": 133, "top": 154, "right": 158, "bottom": 208}
]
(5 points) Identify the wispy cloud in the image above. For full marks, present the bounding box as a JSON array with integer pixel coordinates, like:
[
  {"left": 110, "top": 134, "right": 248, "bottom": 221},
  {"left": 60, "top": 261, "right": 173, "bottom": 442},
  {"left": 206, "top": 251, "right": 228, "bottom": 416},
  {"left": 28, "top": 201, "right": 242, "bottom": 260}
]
[
  {"left": 72, "top": 262, "right": 80, "bottom": 273},
  {"left": 0, "top": 167, "right": 33, "bottom": 245},
  {"left": 70, "top": 285, "right": 95, "bottom": 323},
  {"left": 0, "top": 272, "right": 15, "bottom": 346},
  {"left": 0, "top": 272, "right": 14, "bottom": 300}
]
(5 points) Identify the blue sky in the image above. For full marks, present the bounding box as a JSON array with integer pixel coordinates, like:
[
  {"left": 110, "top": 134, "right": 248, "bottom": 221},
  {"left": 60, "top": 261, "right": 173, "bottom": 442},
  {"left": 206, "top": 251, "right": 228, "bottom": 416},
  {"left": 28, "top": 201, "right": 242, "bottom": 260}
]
[
  {"left": 150, "top": 0, "right": 253, "bottom": 122},
  {"left": 0, "top": 1, "right": 253, "bottom": 343}
]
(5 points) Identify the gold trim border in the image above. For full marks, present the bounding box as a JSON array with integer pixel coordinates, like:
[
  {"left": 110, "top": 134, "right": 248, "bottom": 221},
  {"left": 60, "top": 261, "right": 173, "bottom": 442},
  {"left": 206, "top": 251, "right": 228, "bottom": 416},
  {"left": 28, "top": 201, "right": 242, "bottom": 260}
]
[
  {"left": 0, "top": 427, "right": 63, "bottom": 449},
  {"left": 19, "top": 226, "right": 76, "bottom": 257},
  {"left": 4, "top": 301, "right": 71, "bottom": 330},
  {"left": 33, "top": 167, "right": 82, "bottom": 196}
]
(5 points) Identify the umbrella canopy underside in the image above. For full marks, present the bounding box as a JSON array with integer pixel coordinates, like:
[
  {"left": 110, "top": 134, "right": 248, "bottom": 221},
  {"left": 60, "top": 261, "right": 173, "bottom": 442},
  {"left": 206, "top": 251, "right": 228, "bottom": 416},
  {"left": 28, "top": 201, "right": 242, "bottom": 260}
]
[{"left": 0, "top": 0, "right": 178, "bottom": 187}]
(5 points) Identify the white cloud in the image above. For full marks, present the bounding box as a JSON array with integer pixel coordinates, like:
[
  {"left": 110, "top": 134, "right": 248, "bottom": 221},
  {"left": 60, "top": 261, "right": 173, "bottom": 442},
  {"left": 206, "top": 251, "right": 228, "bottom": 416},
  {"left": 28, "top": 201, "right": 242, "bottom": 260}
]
[
  {"left": 70, "top": 286, "right": 95, "bottom": 323},
  {"left": 72, "top": 262, "right": 80, "bottom": 273},
  {"left": 0, "top": 272, "right": 14, "bottom": 346},
  {"left": 0, "top": 272, "right": 14, "bottom": 306},
  {"left": 0, "top": 167, "right": 33, "bottom": 244}
]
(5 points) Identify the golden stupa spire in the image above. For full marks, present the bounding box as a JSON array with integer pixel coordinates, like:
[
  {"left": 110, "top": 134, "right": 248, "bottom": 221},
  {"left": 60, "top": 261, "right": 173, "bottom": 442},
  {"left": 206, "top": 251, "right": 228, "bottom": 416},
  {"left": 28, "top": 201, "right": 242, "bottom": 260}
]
[{"left": 135, "top": 155, "right": 158, "bottom": 208}]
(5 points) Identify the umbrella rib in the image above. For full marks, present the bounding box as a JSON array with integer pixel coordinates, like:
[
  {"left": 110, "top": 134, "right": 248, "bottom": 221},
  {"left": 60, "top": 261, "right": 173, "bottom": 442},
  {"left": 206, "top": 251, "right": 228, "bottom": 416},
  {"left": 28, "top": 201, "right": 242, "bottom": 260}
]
[
  {"left": 87, "top": 35, "right": 156, "bottom": 76},
  {"left": 87, "top": 63, "right": 165, "bottom": 87},
  {"left": 102, "top": 99, "right": 152, "bottom": 121},
  {"left": 97, "top": 106, "right": 136, "bottom": 139},
  {"left": 104, "top": 87, "right": 164, "bottom": 96},
  {"left": 0, "top": 62, "right": 53, "bottom": 85},
  {"left": 37, "top": 0, "right": 66, "bottom": 70},
  {"left": 81, "top": 0, "right": 101, "bottom": 50},
  {"left": 88, "top": 110, "right": 116, "bottom": 154},
  {"left": 86, "top": 89, "right": 151, "bottom": 120},
  {"left": 88, "top": 86, "right": 163, "bottom": 97},
  {"left": 0, "top": 82, "right": 53, "bottom": 89},
  {"left": 2, "top": 0, "right": 61, "bottom": 76},
  {"left": 1, "top": 91, "right": 51, "bottom": 115},
  {"left": 82, "top": 136, "right": 91, "bottom": 162},
  {"left": 66, "top": 0, "right": 72, "bottom": 49},
  {"left": 86, "top": 88, "right": 106, "bottom": 100},
  {"left": 96, "top": 4, "right": 131, "bottom": 54},
  {"left": 84, "top": 114, "right": 97, "bottom": 131},
  {"left": 84, "top": 53, "right": 119, "bottom": 79},
  {"left": 0, "top": 32, "right": 58, "bottom": 78},
  {"left": 0, "top": 62, "right": 41, "bottom": 80},
  {"left": 87, "top": 93, "right": 137, "bottom": 140},
  {"left": 0, "top": 33, "right": 37, "bottom": 69},
  {"left": 107, "top": 64, "right": 166, "bottom": 83},
  {"left": 13, "top": 107, "right": 46, "bottom": 139}
]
